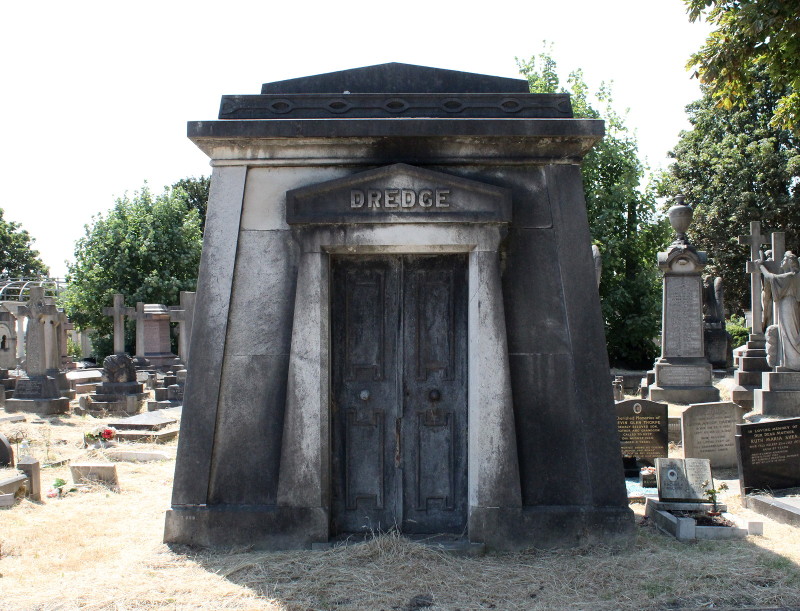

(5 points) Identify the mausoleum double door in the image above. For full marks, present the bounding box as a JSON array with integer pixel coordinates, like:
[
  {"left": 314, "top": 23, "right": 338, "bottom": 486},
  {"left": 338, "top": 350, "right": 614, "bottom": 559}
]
[{"left": 330, "top": 254, "right": 468, "bottom": 535}]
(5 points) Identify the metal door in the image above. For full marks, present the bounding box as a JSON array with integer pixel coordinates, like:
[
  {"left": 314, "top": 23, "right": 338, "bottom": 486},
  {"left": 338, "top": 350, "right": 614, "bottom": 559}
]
[{"left": 331, "top": 254, "right": 468, "bottom": 535}]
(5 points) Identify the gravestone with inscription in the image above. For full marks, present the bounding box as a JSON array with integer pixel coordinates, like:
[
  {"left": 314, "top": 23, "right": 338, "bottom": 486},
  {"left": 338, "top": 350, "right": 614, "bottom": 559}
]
[
  {"left": 655, "top": 457, "right": 713, "bottom": 502},
  {"left": 737, "top": 418, "right": 800, "bottom": 494},
  {"left": 616, "top": 399, "right": 668, "bottom": 476},
  {"left": 682, "top": 401, "right": 744, "bottom": 469},
  {"left": 649, "top": 198, "right": 720, "bottom": 404},
  {"left": 166, "top": 63, "right": 634, "bottom": 551}
]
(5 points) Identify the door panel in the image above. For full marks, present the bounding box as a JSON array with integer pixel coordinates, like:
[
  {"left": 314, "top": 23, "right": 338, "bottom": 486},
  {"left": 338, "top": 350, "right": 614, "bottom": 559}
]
[
  {"left": 331, "top": 254, "right": 467, "bottom": 536},
  {"left": 402, "top": 255, "right": 468, "bottom": 533},
  {"left": 331, "top": 257, "right": 400, "bottom": 533}
]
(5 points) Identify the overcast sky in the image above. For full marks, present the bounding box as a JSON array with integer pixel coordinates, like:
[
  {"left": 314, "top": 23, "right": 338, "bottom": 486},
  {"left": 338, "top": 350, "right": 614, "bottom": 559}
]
[{"left": 0, "top": 1, "right": 711, "bottom": 278}]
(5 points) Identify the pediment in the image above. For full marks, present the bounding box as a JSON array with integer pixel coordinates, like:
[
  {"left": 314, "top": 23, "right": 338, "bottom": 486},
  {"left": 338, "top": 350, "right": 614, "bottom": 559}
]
[{"left": 286, "top": 164, "right": 511, "bottom": 225}]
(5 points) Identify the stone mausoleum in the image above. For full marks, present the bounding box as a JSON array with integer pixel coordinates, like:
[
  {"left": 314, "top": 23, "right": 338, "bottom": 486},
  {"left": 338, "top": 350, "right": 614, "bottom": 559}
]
[{"left": 165, "top": 63, "right": 634, "bottom": 550}]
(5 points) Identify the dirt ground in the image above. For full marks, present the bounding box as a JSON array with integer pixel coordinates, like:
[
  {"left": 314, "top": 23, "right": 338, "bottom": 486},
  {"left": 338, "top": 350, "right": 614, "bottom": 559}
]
[{"left": 2, "top": 386, "right": 800, "bottom": 610}]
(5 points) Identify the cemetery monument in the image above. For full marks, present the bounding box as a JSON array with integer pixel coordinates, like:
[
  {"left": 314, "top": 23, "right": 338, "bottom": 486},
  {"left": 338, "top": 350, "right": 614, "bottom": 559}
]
[
  {"left": 731, "top": 223, "right": 774, "bottom": 409},
  {"left": 165, "top": 63, "right": 635, "bottom": 551},
  {"left": 753, "top": 250, "right": 800, "bottom": 416},
  {"left": 648, "top": 196, "right": 719, "bottom": 404}
]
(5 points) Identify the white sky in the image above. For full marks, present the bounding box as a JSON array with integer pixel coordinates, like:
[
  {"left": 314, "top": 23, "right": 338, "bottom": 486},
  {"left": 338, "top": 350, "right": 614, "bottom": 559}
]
[{"left": 0, "top": 1, "right": 711, "bottom": 278}]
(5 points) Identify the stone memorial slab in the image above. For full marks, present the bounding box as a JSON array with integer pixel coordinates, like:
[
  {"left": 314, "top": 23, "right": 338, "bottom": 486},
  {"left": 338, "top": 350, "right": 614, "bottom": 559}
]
[
  {"left": 655, "top": 457, "right": 713, "bottom": 502},
  {"left": 70, "top": 463, "right": 119, "bottom": 487},
  {"left": 0, "top": 414, "right": 25, "bottom": 424},
  {"left": 616, "top": 399, "right": 668, "bottom": 475},
  {"left": 0, "top": 432, "right": 13, "bottom": 467},
  {"left": 682, "top": 402, "right": 743, "bottom": 469},
  {"left": 0, "top": 473, "right": 27, "bottom": 496},
  {"left": 107, "top": 411, "right": 177, "bottom": 431},
  {"left": 115, "top": 429, "right": 178, "bottom": 443},
  {"left": 736, "top": 418, "right": 800, "bottom": 494},
  {"left": 105, "top": 449, "right": 170, "bottom": 462}
]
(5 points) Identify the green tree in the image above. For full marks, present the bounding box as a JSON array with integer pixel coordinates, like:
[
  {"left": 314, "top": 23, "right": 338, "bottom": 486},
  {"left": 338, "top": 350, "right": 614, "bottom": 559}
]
[
  {"left": 0, "top": 208, "right": 48, "bottom": 277},
  {"left": 63, "top": 183, "right": 203, "bottom": 358},
  {"left": 518, "top": 52, "right": 669, "bottom": 368},
  {"left": 172, "top": 176, "right": 210, "bottom": 232},
  {"left": 656, "top": 65, "right": 800, "bottom": 316},
  {"left": 686, "top": 0, "right": 800, "bottom": 132}
]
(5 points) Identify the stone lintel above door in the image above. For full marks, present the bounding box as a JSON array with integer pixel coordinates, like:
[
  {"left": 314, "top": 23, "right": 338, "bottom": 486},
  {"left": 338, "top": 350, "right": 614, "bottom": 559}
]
[{"left": 286, "top": 164, "right": 511, "bottom": 225}]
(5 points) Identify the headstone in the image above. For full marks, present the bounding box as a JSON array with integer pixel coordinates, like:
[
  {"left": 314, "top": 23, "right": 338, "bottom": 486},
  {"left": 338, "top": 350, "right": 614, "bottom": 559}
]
[
  {"left": 166, "top": 62, "right": 635, "bottom": 552},
  {"left": 0, "top": 432, "right": 13, "bottom": 467},
  {"left": 17, "top": 456, "right": 41, "bottom": 501},
  {"left": 736, "top": 418, "right": 800, "bottom": 494},
  {"left": 655, "top": 457, "right": 713, "bottom": 502},
  {"left": 681, "top": 402, "right": 743, "bottom": 468},
  {"left": 649, "top": 197, "right": 719, "bottom": 404},
  {"left": 77, "top": 353, "right": 147, "bottom": 417},
  {"left": 70, "top": 462, "right": 119, "bottom": 487},
  {"left": 615, "top": 399, "right": 668, "bottom": 476},
  {"left": 702, "top": 276, "right": 732, "bottom": 369}
]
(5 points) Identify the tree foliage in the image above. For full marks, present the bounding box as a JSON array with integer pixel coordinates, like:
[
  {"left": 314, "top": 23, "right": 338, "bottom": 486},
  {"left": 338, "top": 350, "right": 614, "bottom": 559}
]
[
  {"left": 0, "top": 209, "right": 48, "bottom": 277},
  {"left": 62, "top": 183, "right": 203, "bottom": 358},
  {"left": 518, "top": 51, "right": 669, "bottom": 368},
  {"left": 172, "top": 176, "right": 210, "bottom": 232},
  {"left": 656, "top": 65, "right": 800, "bottom": 316},
  {"left": 685, "top": 0, "right": 800, "bottom": 132}
]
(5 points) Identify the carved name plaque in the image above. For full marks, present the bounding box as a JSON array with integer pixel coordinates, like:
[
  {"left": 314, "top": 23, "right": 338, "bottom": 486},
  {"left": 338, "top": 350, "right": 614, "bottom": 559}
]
[
  {"left": 737, "top": 418, "right": 800, "bottom": 494},
  {"left": 616, "top": 399, "right": 668, "bottom": 474},
  {"left": 663, "top": 275, "right": 703, "bottom": 357},
  {"left": 286, "top": 164, "right": 511, "bottom": 225},
  {"left": 682, "top": 402, "right": 742, "bottom": 469}
]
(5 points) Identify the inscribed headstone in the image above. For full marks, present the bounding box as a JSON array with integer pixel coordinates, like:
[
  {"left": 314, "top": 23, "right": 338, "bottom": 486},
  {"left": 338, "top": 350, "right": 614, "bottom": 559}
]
[
  {"left": 736, "top": 418, "right": 800, "bottom": 494},
  {"left": 616, "top": 399, "right": 668, "bottom": 474},
  {"left": 655, "top": 457, "right": 712, "bottom": 502},
  {"left": 682, "top": 402, "right": 743, "bottom": 468}
]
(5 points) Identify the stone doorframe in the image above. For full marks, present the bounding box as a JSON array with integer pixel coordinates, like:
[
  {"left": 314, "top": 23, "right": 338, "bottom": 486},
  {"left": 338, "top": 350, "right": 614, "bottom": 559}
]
[{"left": 276, "top": 223, "right": 523, "bottom": 541}]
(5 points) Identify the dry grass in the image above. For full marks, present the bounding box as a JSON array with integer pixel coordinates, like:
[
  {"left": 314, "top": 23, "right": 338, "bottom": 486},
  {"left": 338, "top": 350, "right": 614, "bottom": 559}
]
[{"left": 2, "top": 412, "right": 800, "bottom": 610}]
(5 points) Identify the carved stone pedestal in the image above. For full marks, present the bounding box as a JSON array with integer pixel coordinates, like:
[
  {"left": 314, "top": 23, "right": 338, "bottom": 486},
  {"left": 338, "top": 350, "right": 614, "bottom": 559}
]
[{"left": 754, "top": 372, "right": 800, "bottom": 417}]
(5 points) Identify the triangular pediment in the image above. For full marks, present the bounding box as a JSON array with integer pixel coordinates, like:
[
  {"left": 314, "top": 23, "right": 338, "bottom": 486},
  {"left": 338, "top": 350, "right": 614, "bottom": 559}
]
[
  {"left": 261, "top": 63, "right": 529, "bottom": 95},
  {"left": 286, "top": 164, "right": 511, "bottom": 225}
]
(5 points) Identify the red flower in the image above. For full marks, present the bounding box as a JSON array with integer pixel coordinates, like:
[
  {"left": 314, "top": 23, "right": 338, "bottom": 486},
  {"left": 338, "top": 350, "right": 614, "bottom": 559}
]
[{"left": 101, "top": 428, "right": 115, "bottom": 440}]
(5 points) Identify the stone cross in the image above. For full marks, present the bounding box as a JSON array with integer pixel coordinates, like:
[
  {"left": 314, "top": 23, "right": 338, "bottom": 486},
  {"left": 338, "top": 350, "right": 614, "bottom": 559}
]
[
  {"left": 169, "top": 291, "right": 196, "bottom": 365},
  {"left": 102, "top": 294, "right": 135, "bottom": 354},
  {"left": 740, "top": 221, "right": 769, "bottom": 336},
  {"left": 20, "top": 287, "right": 60, "bottom": 377}
]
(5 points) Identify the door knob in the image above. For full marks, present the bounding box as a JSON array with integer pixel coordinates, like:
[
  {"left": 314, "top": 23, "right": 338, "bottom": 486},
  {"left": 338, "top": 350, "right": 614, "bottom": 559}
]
[
  {"left": 428, "top": 389, "right": 441, "bottom": 402},
  {"left": 359, "top": 390, "right": 370, "bottom": 401}
]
